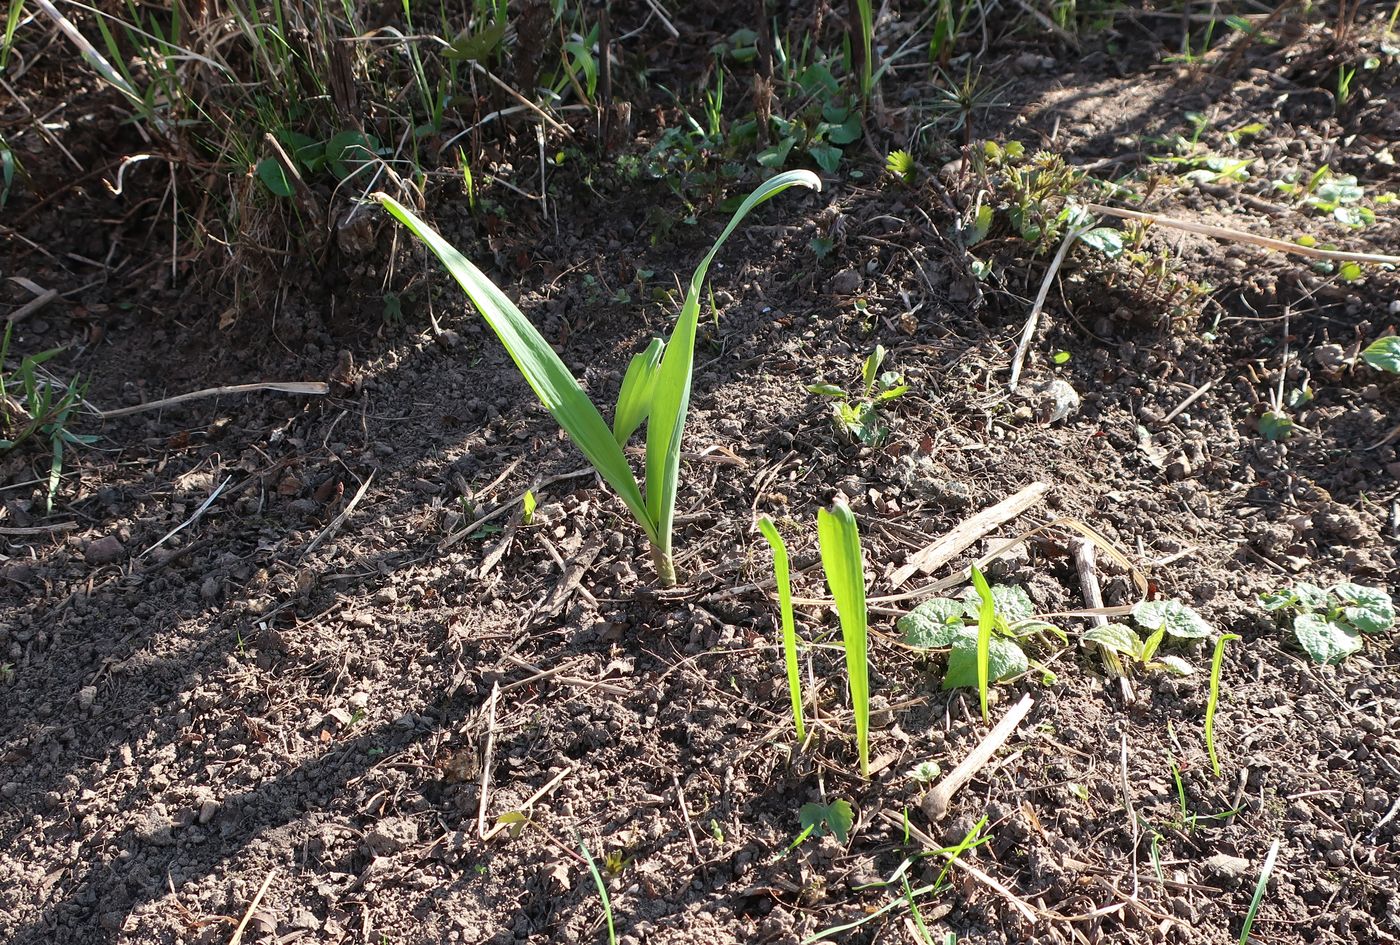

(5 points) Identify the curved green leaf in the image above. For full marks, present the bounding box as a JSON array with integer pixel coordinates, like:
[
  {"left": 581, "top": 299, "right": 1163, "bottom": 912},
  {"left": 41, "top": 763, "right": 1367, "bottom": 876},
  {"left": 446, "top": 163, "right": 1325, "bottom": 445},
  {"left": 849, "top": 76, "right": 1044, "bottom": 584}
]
[
  {"left": 644, "top": 170, "right": 821, "bottom": 559},
  {"left": 613, "top": 337, "right": 664, "bottom": 445},
  {"left": 818, "top": 500, "right": 870, "bottom": 778},
  {"left": 374, "top": 192, "right": 655, "bottom": 543}
]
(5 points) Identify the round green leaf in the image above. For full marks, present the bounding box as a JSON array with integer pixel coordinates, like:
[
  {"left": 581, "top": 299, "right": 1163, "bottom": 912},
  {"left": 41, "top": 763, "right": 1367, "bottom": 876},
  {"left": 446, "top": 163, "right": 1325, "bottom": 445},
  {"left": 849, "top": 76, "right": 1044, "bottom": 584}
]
[
  {"left": 1078, "top": 226, "right": 1124, "bottom": 258},
  {"left": 1133, "top": 599, "right": 1211, "bottom": 639},
  {"left": 1361, "top": 336, "right": 1400, "bottom": 375},
  {"left": 256, "top": 158, "right": 294, "bottom": 198},
  {"left": 959, "top": 584, "right": 1034, "bottom": 623},
  {"left": 898, "top": 599, "right": 966, "bottom": 648},
  {"left": 1332, "top": 582, "right": 1395, "bottom": 633},
  {"left": 1083, "top": 623, "right": 1142, "bottom": 658},
  {"left": 942, "top": 634, "right": 1027, "bottom": 689},
  {"left": 1293, "top": 613, "right": 1362, "bottom": 664}
]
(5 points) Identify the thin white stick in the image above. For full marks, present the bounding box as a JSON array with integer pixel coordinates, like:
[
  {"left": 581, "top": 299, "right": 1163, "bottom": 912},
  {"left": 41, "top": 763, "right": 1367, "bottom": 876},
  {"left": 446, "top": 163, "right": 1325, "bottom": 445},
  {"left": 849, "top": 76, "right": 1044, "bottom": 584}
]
[
  {"left": 139, "top": 475, "right": 232, "bottom": 557},
  {"left": 890, "top": 482, "right": 1049, "bottom": 587},
  {"left": 96, "top": 381, "right": 329, "bottom": 419},
  {"left": 1009, "top": 224, "right": 1087, "bottom": 391},
  {"left": 228, "top": 867, "right": 277, "bottom": 945}
]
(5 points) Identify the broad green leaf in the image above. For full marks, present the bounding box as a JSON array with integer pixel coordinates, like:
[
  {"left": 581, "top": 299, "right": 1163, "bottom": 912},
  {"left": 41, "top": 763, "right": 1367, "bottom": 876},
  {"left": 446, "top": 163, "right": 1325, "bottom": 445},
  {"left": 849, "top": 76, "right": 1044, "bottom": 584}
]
[
  {"left": 1293, "top": 613, "right": 1361, "bottom": 664},
  {"left": 808, "top": 142, "right": 842, "bottom": 174},
  {"left": 1133, "top": 599, "right": 1211, "bottom": 640},
  {"left": 374, "top": 193, "right": 657, "bottom": 544},
  {"left": 806, "top": 383, "right": 847, "bottom": 398},
  {"left": 612, "top": 337, "right": 664, "bottom": 445},
  {"left": 943, "top": 634, "right": 1027, "bottom": 690},
  {"left": 326, "top": 130, "right": 379, "bottom": 180},
  {"left": 256, "top": 157, "right": 294, "bottom": 197},
  {"left": 1332, "top": 582, "right": 1395, "bottom": 633},
  {"left": 757, "top": 136, "right": 795, "bottom": 168},
  {"left": 965, "top": 204, "right": 993, "bottom": 245},
  {"left": 959, "top": 584, "right": 1034, "bottom": 623},
  {"left": 798, "top": 799, "right": 854, "bottom": 845},
  {"left": 818, "top": 500, "right": 870, "bottom": 778},
  {"left": 758, "top": 516, "right": 805, "bottom": 743},
  {"left": 1079, "top": 226, "right": 1124, "bottom": 258},
  {"left": 1083, "top": 623, "right": 1142, "bottom": 659},
  {"left": 1361, "top": 336, "right": 1400, "bottom": 374},
  {"left": 898, "top": 599, "right": 966, "bottom": 648},
  {"left": 645, "top": 170, "right": 821, "bottom": 561},
  {"left": 442, "top": 20, "right": 508, "bottom": 61}
]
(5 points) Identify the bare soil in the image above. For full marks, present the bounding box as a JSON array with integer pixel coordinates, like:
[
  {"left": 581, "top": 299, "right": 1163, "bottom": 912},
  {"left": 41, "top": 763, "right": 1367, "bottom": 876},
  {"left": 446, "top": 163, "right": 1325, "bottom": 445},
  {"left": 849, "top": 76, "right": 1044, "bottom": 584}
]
[{"left": 2, "top": 5, "right": 1398, "bottom": 945}]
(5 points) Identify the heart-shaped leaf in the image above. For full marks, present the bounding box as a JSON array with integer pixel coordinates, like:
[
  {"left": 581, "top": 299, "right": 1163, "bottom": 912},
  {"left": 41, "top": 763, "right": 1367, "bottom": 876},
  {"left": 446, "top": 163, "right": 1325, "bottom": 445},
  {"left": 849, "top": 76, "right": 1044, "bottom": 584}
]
[
  {"left": 1133, "top": 599, "right": 1211, "bottom": 640},
  {"left": 1293, "top": 613, "right": 1362, "bottom": 664},
  {"left": 1332, "top": 582, "right": 1395, "bottom": 634},
  {"left": 942, "top": 634, "right": 1027, "bottom": 689},
  {"left": 1084, "top": 623, "right": 1142, "bottom": 659},
  {"left": 898, "top": 598, "right": 966, "bottom": 648}
]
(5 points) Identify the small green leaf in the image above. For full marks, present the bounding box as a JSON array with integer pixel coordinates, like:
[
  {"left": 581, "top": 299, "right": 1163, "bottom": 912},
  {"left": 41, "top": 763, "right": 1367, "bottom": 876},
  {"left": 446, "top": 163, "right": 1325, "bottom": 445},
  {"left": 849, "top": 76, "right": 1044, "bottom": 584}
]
[
  {"left": 1052, "top": 350, "right": 1071, "bottom": 365},
  {"left": 1258, "top": 410, "right": 1293, "bottom": 441},
  {"left": 1084, "top": 623, "right": 1142, "bottom": 659},
  {"left": 965, "top": 204, "right": 993, "bottom": 245},
  {"left": 521, "top": 490, "right": 537, "bottom": 525},
  {"left": 1154, "top": 655, "right": 1195, "bottom": 676},
  {"left": 757, "top": 136, "right": 796, "bottom": 168},
  {"left": 1078, "top": 226, "right": 1125, "bottom": 258},
  {"left": 942, "top": 635, "right": 1027, "bottom": 689},
  {"left": 798, "top": 799, "right": 855, "bottom": 845},
  {"left": 806, "top": 383, "right": 847, "bottom": 398},
  {"left": 898, "top": 599, "right": 967, "bottom": 648},
  {"left": 885, "top": 149, "right": 915, "bottom": 183},
  {"left": 1133, "top": 599, "right": 1211, "bottom": 640},
  {"left": 1293, "top": 613, "right": 1362, "bottom": 664},
  {"left": 613, "top": 338, "right": 665, "bottom": 445},
  {"left": 807, "top": 142, "right": 842, "bottom": 174},
  {"left": 1332, "top": 582, "right": 1395, "bottom": 633},
  {"left": 1339, "top": 261, "right": 1363, "bottom": 282},
  {"left": 1361, "top": 336, "right": 1400, "bottom": 374},
  {"left": 442, "top": 20, "right": 508, "bottom": 61},
  {"left": 325, "top": 130, "right": 380, "bottom": 180}
]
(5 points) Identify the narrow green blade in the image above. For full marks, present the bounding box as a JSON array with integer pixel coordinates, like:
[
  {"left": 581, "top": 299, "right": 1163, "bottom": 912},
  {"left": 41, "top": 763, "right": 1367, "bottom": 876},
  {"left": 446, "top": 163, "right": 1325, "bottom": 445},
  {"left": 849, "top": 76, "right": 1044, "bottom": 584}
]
[
  {"left": 644, "top": 170, "right": 822, "bottom": 557},
  {"left": 818, "top": 500, "right": 870, "bottom": 778},
  {"left": 613, "top": 337, "right": 664, "bottom": 445},
  {"left": 374, "top": 193, "right": 655, "bottom": 543},
  {"left": 758, "top": 515, "right": 805, "bottom": 743}
]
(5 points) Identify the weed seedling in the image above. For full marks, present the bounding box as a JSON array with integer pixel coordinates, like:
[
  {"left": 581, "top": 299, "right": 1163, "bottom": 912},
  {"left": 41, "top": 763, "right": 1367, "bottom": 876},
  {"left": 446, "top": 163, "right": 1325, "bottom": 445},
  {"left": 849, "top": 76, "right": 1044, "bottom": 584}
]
[
  {"left": 1260, "top": 581, "right": 1395, "bottom": 664},
  {"left": 1205, "top": 634, "right": 1240, "bottom": 777},
  {"left": 1083, "top": 598, "right": 1212, "bottom": 677},
  {"left": 578, "top": 834, "right": 617, "bottom": 945},
  {"left": 1238, "top": 839, "right": 1280, "bottom": 945},
  {"left": 376, "top": 170, "right": 820, "bottom": 586},
  {"left": 790, "top": 798, "right": 854, "bottom": 849},
  {"left": 1361, "top": 336, "right": 1400, "bottom": 374},
  {"left": 807, "top": 344, "right": 909, "bottom": 446}
]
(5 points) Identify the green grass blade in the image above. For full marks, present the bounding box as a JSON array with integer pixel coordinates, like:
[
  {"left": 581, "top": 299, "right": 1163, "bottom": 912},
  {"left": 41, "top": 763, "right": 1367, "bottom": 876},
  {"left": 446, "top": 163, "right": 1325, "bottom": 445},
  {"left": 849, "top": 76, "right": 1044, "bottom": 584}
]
[
  {"left": 374, "top": 193, "right": 656, "bottom": 545},
  {"left": 1206, "top": 633, "right": 1240, "bottom": 777},
  {"left": 758, "top": 515, "right": 805, "bottom": 743},
  {"left": 818, "top": 500, "right": 870, "bottom": 778},
  {"left": 1238, "top": 839, "right": 1280, "bottom": 945},
  {"left": 969, "top": 565, "right": 995, "bottom": 723},
  {"left": 644, "top": 170, "right": 821, "bottom": 561},
  {"left": 612, "top": 337, "right": 664, "bottom": 445},
  {"left": 577, "top": 834, "right": 618, "bottom": 945}
]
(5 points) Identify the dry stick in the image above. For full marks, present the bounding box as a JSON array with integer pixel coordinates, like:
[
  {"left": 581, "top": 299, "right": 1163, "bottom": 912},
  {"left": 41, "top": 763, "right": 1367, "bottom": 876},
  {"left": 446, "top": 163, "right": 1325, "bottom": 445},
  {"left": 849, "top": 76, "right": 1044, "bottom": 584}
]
[
  {"left": 303, "top": 471, "right": 374, "bottom": 557},
  {"left": 5, "top": 288, "right": 58, "bottom": 324},
  {"left": 227, "top": 867, "right": 277, "bottom": 945},
  {"left": 1073, "top": 539, "right": 1134, "bottom": 703},
  {"left": 890, "top": 482, "right": 1050, "bottom": 588},
  {"left": 921, "top": 692, "right": 1035, "bottom": 822},
  {"left": 671, "top": 774, "right": 707, "bottom": 880},
  {"left": 1086, "top": 202, "right": 1400, "bottom": 266},
  {"left": 0, "top": 522, "right": 78, "bottom": 535},
  {"left": 878, "top": 810, "right": 1039, "bottom": 923},
  {"left": 478, "top": 763, "right": 575, "bottom": 842},
  {"left": 140, "top": 475, "right": 232, "bottom": 557},
  {"left": 476, "top": 682, "right": 502, "bottom": 841},
  {"left": 469, "top": 62, "right": 571, "bottom": 137},
  {"left": 1159, "top": 378, "right": 1214, "bottom": 427},
  {"left": 1008, "top": 224, "right": 1089, "bottom": 391},
  {"left": 96, "top": 381, "right": 330, "bottom": 419}
]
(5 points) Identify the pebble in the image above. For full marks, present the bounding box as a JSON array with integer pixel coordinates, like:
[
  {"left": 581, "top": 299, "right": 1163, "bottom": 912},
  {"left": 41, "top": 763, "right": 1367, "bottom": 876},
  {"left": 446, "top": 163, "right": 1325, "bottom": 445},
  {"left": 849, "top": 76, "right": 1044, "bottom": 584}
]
[
  {"left": 77, "top": 685, "right": 97, "bottom": 710},
  {"left": 826, "top": 269, "right": 861, "bottom": 295},
  {"left": 83, "top": 535, "right": 125, "bottom": 565}
]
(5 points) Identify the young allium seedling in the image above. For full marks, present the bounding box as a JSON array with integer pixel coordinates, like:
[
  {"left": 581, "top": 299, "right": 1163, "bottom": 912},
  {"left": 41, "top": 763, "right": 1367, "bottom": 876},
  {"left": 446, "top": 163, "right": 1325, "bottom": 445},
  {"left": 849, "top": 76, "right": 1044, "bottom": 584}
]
[
  {"left": 757, "top": 516, "right": 805, "bottom": 743},
  {"left": 818, "top": 500, "right": 871, "bottom": 778},
  {"left": 1205, "top": 633, "right": 1240, "bottom": 777},
  {"left": 807, "top": 345, "right": 909, "bottom": 446},
  {"left": 376, "top": 170, "right": 820, "bottom": 586},
  {"left": 1260, "top": 581, "right": 1395, "bottom": 664}
]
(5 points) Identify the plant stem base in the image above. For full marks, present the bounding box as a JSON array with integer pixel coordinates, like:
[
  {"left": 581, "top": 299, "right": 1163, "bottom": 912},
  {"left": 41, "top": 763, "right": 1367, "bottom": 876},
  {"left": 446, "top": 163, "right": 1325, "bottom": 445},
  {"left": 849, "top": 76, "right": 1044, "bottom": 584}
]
[{"left": 651, "top": 546, "right": 676, "bottom": 588}]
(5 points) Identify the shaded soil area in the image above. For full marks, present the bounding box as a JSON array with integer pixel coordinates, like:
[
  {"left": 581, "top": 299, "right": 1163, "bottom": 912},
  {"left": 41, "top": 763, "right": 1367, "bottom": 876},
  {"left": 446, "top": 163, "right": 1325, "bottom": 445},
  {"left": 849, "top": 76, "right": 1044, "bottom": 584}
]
[{"left": 2, "top": 5, "right": 1398, "bottom": 945}]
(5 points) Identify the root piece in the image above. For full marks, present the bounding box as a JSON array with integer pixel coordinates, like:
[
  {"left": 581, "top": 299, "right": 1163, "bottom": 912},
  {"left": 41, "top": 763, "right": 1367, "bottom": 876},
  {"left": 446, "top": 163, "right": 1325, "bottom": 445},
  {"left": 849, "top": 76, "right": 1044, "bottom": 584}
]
[
  {"left": 890, "top": 482, "right": 1049, "bottom": 588},
  {"left": 1073, "top": 538, "right": 1134, "bottom": 702},
  {"left": 920, "top": 693, "right": 1034, "bottom": 822}
]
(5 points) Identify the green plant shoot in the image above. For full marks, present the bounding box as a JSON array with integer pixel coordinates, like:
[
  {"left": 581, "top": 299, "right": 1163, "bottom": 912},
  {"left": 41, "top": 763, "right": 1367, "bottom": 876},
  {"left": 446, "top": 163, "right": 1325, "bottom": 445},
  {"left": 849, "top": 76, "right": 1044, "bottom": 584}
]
[
  {"left": 577, "top": 833, "right": 617, "bottom": 945},
  {"left": 374, "top": 170, "right": 821, "bottom": 586},
  {"left": 818, "top": 500, "right": 870, "bottom": 778},
  {"left": 1205, "top": 633, "right": 1239, "bottom": 777},
  {"left": 969, "top": 565, "right": 995, "bottom": 722},
  {"left": 758, "top": 516, "right": 805, "bottom": 743}
]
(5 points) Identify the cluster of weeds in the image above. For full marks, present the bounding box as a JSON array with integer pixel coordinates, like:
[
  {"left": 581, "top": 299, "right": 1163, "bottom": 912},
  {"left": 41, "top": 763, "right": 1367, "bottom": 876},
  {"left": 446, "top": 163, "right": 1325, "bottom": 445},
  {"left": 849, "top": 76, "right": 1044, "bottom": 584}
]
[
  {"left": 1261, "top": 581, "right": 1395, "bottom": 664},
  {"left": 1, "top": 324, "right": 96, "bottom": 512},
  {"left": 806, "top": 345, "right": 910, "bottom": 447}
]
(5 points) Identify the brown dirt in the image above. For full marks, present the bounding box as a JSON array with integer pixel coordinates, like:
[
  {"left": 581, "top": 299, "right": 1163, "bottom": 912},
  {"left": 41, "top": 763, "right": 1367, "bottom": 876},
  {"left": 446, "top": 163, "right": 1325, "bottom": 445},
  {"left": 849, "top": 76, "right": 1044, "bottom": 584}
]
[{"left": 2, "top": 5, "right": 1398, "bottom": 945}]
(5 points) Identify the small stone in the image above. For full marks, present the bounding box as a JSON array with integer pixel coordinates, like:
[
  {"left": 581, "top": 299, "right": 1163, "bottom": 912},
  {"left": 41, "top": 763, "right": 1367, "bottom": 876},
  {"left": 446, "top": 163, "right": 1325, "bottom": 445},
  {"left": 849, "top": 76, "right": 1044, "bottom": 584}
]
[
  {"left": 84, "top": 536, "right": 125, "bottom": 565},
  {"left": 374, "top": 586, "right": 399, "bottom": 605},
  {"left": 827, "top": 269, "right": 862, "bottom": 295},
  {"left": 77, "top": 685, "right": 97, "bottom": 710},
  {"left": 200, "top": 576, "right": 221, "bottom": 601},
  {"left": 1166, "top": 455, "right": 1192, "bottom": 482},
  {"left": 1204, "top": 853, "right": 1251, "bottom": 886},
  {"left": 198, "top": 800, "right": 218, "bottom": 825},
  {"left": 1312, "top": 343, "right": 1347, "bottom": 373}
]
